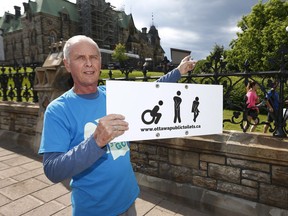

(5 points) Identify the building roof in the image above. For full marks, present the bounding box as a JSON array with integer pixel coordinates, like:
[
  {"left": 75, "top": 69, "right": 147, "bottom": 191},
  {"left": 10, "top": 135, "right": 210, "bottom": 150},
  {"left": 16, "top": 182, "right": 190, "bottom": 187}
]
[
  {"left": 117, "top": 11, "right": 133, "bottom": 29},
  {"left": 0, "top": 0, "right": 79, "bottom": 33},
  {"left": 31, "top": 0, "right": 79, "bottom": 22},
  {"left": 0, "top": 12, "right": 22, "bottom": 33}
]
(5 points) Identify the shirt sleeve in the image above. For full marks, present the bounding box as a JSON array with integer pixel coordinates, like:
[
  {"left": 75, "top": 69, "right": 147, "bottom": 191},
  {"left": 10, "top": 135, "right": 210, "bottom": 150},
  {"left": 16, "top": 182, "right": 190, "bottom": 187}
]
[
  {"left": 43, "top": 134, "right": 107, "bottom": 183},
  {"left": 156, "top": 68, "right": 181, "bottom": 83},
  {"left": 39, "top": 100, "right": 72, "bottom": 154}
]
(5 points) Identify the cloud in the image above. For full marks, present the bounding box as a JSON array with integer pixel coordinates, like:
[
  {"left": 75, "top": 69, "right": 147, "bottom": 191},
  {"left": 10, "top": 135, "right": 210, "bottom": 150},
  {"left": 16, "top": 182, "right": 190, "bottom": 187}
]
[
  {"left": 0, "top": 0, "right": 267, "bottom": 61},
  {"left": 157, "top": 27, "right": 201, "bottom": 57},
  {"left": 116, "top": 0, "right": 268, "bottom": 60}
]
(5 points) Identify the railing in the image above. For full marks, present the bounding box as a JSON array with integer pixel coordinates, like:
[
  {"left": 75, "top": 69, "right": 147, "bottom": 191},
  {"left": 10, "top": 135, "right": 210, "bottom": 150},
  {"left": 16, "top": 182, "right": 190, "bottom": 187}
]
[
  {"left": 1, "top": 61, "right": 287, "bottom": 137},
  {"left": 0, "top": 64, "right": 39, "bottom": 103},
  {"left": 98, "top": 67, "right": 288, "bottom": 137}
]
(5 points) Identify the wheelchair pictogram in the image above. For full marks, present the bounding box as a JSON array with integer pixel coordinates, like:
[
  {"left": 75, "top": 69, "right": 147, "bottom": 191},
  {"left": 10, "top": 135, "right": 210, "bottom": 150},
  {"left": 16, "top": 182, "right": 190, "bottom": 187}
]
[{"left": 141, "top": 100, "right": 163, "bottom": 125}]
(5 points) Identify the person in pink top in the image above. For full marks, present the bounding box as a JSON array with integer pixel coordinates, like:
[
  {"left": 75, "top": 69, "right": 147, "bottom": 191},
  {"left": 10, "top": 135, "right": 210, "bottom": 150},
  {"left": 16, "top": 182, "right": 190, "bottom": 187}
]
[{"left": 245, "top": 81, "right": 260, "bottom": 132}]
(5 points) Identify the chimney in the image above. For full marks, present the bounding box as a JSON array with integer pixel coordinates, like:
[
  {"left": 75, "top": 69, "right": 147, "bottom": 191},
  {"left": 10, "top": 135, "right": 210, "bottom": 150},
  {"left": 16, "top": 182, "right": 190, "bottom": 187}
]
[
  {"left": 14, "top": 6, "right": 21, "bottom": 19},
  {"left": 5, "top": 14, "right": 11, "bottom": 23},
  {"left": 142, "top": 27, "right": 147, "bottom": 34}
]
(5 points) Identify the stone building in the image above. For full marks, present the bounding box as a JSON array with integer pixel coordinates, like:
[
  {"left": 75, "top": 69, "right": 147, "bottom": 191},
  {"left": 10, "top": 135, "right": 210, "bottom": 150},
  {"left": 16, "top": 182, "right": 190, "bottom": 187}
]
[{"left": 0, "top": 0, "right": 164, "bottom": 68}]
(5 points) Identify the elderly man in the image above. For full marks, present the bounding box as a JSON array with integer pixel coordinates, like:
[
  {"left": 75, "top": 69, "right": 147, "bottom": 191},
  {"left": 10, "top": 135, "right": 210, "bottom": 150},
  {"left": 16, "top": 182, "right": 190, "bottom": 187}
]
[{"left": 39, "top": 35, "right": 196, "bottom": 216}]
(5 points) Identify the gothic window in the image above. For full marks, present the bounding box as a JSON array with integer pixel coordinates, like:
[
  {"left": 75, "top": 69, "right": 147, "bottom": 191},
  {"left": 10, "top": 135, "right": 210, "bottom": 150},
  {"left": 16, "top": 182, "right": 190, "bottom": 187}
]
[
  {"left": 12, "top": 38, "right": 16, "bottom": 50},
  {"left": 21, "top": 36, "right": 24, "bottom": 58},
  {"left": 49, "top": 31, "right": 57, "bottom": 44},
  {"left": 62, "top": 13, "right": 68, "bottom": 21},
  {"left": 147, "top": 35, "right": 152, "bottom": 44},
  {"left": 59, "top": 8, "right": 70, "bottom": 22},
  {"left": 30, "top": 46, "right": 39, "bottom": 63},
  {"left": 12, "top": 38, "right": 16, "bottom": 59},
  {"left": 30, "top": 50, "right": 35, "bottom": 63},
  {"left": 30, "top": 29, "right": 37, "bottom": 45}
]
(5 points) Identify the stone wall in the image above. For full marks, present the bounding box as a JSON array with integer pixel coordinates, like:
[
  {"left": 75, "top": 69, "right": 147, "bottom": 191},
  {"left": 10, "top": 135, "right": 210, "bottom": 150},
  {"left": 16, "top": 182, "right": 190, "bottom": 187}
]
[
  {"left": 0, "top": 101, "right": 288, "bottom": 215},
  {"left": 131, "top": 133, "right": 288, "bottom": 214},
  {"left": 0, "top": 102, "right": 38, "bottom": 151},
  {"left": 0, "top": 101, "right": 38, "bottom": 135}
]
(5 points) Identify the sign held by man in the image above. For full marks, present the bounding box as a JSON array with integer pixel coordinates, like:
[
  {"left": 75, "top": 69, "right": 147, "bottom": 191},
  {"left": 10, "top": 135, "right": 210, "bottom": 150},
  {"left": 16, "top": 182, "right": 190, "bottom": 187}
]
[{"left": 107, "top": 81, "right": 223, "bottom": 142}]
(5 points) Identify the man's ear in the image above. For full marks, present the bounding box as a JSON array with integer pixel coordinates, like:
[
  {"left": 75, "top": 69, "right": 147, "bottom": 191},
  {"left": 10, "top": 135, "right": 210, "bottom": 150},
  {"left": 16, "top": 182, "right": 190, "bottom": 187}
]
[{"left": 63, "top": 59, "right": 71, "bottom": 73}]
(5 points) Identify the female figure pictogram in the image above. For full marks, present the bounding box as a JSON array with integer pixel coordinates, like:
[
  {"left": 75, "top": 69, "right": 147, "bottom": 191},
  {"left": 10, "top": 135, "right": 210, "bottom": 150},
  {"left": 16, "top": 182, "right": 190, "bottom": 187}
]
[{"left": 192, "top": 96, "right": 200, "bottom": 122}]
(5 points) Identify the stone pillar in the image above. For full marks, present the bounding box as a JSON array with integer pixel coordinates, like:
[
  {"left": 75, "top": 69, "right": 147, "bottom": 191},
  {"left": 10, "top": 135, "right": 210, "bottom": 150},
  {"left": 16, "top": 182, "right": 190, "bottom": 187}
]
[{"left": 33, "top": 41, "right": 73, "bottom": 152}]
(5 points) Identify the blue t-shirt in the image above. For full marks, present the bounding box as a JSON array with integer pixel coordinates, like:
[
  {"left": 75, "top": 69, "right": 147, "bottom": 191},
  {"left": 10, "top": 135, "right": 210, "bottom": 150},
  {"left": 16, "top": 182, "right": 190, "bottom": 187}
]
[
  {"left": 266, "top": 89, "right": 279, "bottom": 111},
  {"left": 39, "top": 86, "right": 139, "bottom": 216}
]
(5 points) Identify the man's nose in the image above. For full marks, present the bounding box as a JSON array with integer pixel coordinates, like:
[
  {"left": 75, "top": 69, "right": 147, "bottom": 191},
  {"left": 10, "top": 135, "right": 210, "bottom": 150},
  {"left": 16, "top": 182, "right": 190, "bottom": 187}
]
[{"left": 85, "top": 58, "right": 92, "bottom": 66}]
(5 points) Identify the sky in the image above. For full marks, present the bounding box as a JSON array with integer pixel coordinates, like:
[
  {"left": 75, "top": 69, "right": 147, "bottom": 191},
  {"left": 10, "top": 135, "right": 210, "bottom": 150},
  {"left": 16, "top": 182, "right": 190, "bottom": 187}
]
[{"left": 0, "top": 0, "right": 268, "bottom": 61}]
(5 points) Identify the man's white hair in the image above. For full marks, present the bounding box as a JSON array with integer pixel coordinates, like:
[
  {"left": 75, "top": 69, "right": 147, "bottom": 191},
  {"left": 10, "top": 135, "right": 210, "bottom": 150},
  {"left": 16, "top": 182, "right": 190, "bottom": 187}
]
[{"left": 63, "top": 35, "right": 100, "bottom": 62}]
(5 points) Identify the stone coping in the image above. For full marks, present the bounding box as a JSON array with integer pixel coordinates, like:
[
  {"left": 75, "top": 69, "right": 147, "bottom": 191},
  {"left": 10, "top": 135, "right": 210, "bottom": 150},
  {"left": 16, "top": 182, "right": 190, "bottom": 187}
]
[
  {"left": 132, "top": 130, "right": 288, "bottom": 165},
  {"left": 0, "top": 101, "right": 39, "bottom": 114}
]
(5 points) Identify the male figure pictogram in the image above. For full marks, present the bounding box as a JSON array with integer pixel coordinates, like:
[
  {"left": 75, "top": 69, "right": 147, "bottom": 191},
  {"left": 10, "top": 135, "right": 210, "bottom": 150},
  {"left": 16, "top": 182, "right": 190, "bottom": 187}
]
[{"left": 173, "top": 91, "right": 182, "bottom": 123}]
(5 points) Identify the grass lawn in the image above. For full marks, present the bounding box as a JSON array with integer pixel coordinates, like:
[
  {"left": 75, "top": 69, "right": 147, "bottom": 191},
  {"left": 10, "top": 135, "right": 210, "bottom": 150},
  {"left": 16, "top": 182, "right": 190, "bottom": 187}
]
[
  {"left": 100, "top": 69, "right": 163, "bottom": 79},
  {"left": 223, "top": 109, "right": 268, "bottom": 133}
]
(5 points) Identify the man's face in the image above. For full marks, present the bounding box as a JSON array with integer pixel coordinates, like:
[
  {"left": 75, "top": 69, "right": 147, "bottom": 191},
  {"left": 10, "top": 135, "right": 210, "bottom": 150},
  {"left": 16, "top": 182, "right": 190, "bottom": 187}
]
[{"left": 64, "top": 41, "right": 101, "bottom": 94}]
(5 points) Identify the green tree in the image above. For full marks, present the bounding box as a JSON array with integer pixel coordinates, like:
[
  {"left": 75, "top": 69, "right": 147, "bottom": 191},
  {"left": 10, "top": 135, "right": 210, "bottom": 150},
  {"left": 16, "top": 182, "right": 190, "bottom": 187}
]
[
  {"left": 112, "top": 43, "right": 128, "bottom": 68},
  {"left": 194, "top": 44, "right": 228, "bottom": 74},
  {"left": 193, "top": 59, "right": 206, "bottom": 74},
  {"left": 227, "top": 0, "right": 288, "bottom": 72}
]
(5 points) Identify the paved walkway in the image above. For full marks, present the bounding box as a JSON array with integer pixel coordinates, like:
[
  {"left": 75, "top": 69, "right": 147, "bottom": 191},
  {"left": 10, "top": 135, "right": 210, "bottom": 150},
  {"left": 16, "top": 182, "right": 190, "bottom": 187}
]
[{"left": 0, "top": 142, "right": 211, "bottom": 216}]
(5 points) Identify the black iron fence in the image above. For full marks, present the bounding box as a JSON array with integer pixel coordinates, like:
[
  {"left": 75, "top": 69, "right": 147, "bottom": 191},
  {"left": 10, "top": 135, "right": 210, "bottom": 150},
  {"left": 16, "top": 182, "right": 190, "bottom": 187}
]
[
  {"left": 0, "top": 64, "right": 39, "bottom": 103},
  {"left": 100, "top": 67, "right": 288, "bottom": 137},
  {"left": 1, "top": 61, "right": 288, "bottom": 137}
]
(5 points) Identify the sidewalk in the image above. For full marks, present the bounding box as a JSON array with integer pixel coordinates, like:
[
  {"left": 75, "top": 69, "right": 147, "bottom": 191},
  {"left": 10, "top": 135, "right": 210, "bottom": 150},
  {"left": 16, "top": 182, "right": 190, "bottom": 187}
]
[{"left": 0, "top": 142, "right": 211, "bottom": 216}]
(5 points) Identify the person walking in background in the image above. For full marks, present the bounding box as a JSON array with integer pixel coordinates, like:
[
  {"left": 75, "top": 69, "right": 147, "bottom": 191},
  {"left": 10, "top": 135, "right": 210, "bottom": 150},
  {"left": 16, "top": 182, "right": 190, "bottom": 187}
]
[
  {"left": 263, "top": 81, "right": 279, "bottom": 133},
  {"left": 38, "top": 35, "right": 196, "bottom": 216},
  {"left": 244, "top": 81, "right": 260, "bottom": 132}
]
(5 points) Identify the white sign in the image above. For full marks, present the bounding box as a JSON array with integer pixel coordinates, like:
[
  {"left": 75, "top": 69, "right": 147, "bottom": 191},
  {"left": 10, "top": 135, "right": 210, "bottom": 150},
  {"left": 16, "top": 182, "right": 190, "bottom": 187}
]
[{"left": 106, "top": 80, "right": 223, "bottom": 142}]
